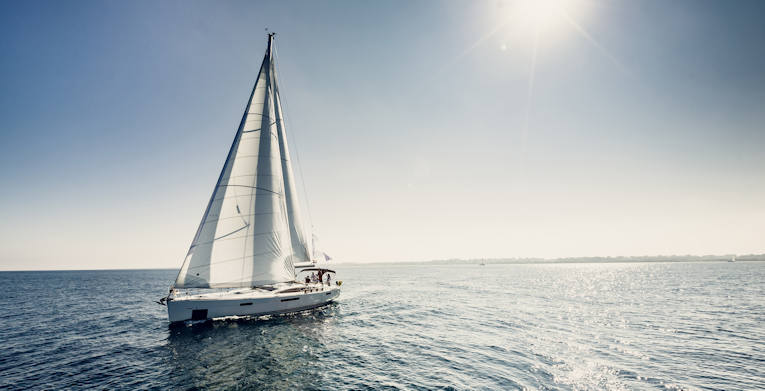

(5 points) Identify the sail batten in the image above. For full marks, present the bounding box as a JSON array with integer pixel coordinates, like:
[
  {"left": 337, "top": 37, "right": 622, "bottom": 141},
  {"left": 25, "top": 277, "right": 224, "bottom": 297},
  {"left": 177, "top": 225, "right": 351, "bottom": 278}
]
[{"left": 174, "top": 34, "right": 304, "bottom": 289}]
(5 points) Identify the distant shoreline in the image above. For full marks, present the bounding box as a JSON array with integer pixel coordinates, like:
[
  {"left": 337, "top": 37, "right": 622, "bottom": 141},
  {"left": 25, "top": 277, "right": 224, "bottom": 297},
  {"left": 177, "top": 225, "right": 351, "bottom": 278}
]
[
  {"left": 339, "top": 255, "right": 765, "bottom": 267},
  {"left": 1, "top": 254, "right": 763, "bottom": 272},
  {"left": 424, "top": 254, "right": 765, "bottom": 265}
]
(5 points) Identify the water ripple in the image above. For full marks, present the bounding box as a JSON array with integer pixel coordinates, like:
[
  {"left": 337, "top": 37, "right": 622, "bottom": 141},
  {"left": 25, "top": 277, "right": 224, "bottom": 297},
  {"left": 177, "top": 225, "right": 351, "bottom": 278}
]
[{"left": 1, "top": 263, "right": 764, "bottom": 390}]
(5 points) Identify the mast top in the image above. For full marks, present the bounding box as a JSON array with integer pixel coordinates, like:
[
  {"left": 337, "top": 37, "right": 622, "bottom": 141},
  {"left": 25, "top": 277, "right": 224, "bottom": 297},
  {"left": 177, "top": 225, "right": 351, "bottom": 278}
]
[{"left": 266, "top": 32, "right": 276, "bottom": 57}]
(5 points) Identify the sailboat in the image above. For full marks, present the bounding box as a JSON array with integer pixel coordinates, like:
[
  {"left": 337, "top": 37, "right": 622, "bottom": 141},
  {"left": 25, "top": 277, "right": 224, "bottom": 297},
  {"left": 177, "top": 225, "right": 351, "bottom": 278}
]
[{"left": 162, "top": 33, "right": 340, "bottom": 323}]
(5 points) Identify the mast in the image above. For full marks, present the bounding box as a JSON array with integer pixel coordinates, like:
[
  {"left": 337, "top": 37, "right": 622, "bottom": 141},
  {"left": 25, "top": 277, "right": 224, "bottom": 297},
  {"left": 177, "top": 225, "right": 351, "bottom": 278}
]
[{"left": 173, "top": 34, "right": 297, "bottom": 288}]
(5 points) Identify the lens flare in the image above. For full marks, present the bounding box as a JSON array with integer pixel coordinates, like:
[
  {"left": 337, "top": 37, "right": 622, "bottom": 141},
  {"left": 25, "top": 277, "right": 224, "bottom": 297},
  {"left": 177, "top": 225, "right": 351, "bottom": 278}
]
[{"left": 511, "top": 0, "right": 583, "bottom": 38}]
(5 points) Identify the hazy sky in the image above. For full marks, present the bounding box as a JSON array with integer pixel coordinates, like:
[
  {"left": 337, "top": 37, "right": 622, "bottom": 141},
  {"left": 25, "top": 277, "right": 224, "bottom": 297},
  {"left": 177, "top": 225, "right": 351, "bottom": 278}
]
[{"left": 1, "top": 0, "right": 763, "bottom": 270}]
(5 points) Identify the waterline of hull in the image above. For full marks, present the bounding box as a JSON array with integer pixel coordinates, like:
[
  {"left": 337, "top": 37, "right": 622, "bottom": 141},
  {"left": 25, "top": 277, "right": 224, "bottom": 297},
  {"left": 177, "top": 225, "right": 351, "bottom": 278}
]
[{"left": 167, "top": 284, "right": 340, "bottom": 322}]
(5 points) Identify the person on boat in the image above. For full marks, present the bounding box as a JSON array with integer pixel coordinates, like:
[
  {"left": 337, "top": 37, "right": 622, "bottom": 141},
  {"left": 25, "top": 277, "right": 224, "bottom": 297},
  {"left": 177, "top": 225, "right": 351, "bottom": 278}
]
[
  {"left": 326, "top": 273, "right": 331, "bottom": 286},
  {"left": 318, "top": 270, "right": 324, "bottom": 283},
  {"left": 304, "top": 275, "right": 310, "bottom": 284},
  {"left": 310, "top": 272, "right": 317, "bottom": 283}
]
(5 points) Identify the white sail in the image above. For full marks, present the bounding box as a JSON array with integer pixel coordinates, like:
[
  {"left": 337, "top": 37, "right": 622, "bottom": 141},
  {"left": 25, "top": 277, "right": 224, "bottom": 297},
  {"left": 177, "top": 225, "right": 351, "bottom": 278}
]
[
  {"left": 271, "top": 58, "right": 313, "bottom": 264},
  {"left": 174, "top": 36, "right": 296, "bottom": 288}
]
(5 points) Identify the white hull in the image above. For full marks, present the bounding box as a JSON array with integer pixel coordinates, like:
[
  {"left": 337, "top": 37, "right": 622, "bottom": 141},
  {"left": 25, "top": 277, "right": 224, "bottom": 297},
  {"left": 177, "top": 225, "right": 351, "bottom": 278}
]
[{"left": 167, "top": 283, "right": 340, "bottom": 323}]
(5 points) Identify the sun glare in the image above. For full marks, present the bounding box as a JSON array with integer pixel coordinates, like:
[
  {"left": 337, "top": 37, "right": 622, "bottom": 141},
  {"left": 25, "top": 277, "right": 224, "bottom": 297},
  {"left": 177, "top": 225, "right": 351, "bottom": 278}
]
[{"left": 510, "top": 0, "right": 582, "bottom": 38}]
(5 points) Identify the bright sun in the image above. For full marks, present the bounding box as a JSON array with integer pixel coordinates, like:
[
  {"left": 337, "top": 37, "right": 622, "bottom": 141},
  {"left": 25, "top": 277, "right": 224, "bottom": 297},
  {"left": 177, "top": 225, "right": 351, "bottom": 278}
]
[{"left": 510, "top": 0, "right": 582, "bottom": 37}]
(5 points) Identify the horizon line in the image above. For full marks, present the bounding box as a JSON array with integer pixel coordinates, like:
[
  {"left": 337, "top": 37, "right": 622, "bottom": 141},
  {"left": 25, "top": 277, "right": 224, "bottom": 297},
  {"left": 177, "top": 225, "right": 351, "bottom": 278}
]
[{"left": 1, "top": 253, "right": 762, "bottom": 272}]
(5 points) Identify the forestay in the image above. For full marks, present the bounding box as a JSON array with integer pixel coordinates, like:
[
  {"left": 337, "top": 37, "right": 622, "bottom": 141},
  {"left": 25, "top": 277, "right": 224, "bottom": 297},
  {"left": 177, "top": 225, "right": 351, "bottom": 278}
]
[{"left": 174, "top": 35, "right": 311, "bottom": 288}]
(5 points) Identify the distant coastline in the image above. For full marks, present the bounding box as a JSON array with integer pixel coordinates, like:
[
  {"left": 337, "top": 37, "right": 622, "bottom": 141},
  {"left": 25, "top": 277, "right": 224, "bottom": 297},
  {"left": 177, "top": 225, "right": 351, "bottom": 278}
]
[
  {"left": 432, "top": 254, "right": 765, "bottom": 265},
  {"left": 2, "top": 254, "right": 763, "bottom": 272},
  {"left": 339, "top": 254, "right": 765, "bottom": 267}
]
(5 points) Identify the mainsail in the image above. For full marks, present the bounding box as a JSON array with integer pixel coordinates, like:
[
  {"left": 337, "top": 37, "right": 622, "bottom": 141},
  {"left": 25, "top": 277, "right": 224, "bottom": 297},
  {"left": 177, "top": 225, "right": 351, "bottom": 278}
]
[{"left": 174, "top": 34, "right": 311, "bottom": 288}]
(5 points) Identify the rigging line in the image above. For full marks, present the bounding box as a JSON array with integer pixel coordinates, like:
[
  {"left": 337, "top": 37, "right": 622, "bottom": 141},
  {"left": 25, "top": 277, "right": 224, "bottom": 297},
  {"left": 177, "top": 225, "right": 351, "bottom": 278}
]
[
  {"left": 196, "top": 211, "right": 283, "bottom": 225},
  {"left": 273, "top": 45, "right": 315, "bottom": 231},
  {"left": 185, "top": 248, "right": 284, "bottom": 271},
  {"left": 189, "top": 228, "right": 289, "bottom": 249},
  {"left": 232, "top": 194, "right": 249, "bottom": 227},
  {"left": 213, "top": 223, "right": 250, "bottom": 241},
  {"left": 227, "top": 173, "right": 277, "bottom": 178},
  {"left": 217, "top": 184, "right": 283, "bottom": 196},
  {"left": 234, "top": 201, "right": 249, "bottom": 227},
  {"left": 245, "top": 113, "right": 272, "bottom": 118},
  {"left": 203, "top": 211, "right": 281, "bottom": 222},
  {"left": 229, "top": 178, "right": 250, "bottom": 227}
]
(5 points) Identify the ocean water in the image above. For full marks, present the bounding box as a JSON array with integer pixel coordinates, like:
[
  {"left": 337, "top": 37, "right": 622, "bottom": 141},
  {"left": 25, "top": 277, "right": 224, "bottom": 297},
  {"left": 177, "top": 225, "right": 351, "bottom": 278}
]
[{"left": 0, "top": 262, "right": 763, "bottom": 390}]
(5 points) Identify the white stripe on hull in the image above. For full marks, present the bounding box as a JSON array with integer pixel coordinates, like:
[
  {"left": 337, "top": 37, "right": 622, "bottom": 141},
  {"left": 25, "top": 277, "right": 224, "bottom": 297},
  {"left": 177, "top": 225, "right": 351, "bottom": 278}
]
[{"left": 167, "top": 286, "right": 340, "bottom": 322}]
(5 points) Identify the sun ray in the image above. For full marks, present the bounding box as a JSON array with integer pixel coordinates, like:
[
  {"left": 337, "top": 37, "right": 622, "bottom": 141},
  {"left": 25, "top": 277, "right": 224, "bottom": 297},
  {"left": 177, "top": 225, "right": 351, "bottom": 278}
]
[
  {"left": 561, "top": 9, "right": 633, "bottom": 76},
  {"left": 426, "top": 21, "right": 510, "bottom": 82}
]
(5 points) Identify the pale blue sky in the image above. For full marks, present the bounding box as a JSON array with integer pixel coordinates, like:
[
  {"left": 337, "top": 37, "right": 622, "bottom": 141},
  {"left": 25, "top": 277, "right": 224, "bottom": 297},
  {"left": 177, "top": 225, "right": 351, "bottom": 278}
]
[{"left": 1, "top": 0, "right": 763, "bottom": 270}]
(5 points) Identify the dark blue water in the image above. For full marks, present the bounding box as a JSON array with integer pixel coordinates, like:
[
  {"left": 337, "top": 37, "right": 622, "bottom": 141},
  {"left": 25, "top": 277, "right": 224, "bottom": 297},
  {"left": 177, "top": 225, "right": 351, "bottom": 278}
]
[{"left": 1, "top": 262, "right": 763, "bottom": 390}]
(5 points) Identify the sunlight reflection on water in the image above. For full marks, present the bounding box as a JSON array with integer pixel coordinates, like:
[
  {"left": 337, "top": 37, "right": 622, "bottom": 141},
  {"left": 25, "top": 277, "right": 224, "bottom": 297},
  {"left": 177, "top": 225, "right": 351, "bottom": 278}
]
[{"left": 1, "top": 262, "right": 763, "bottom": 390}]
